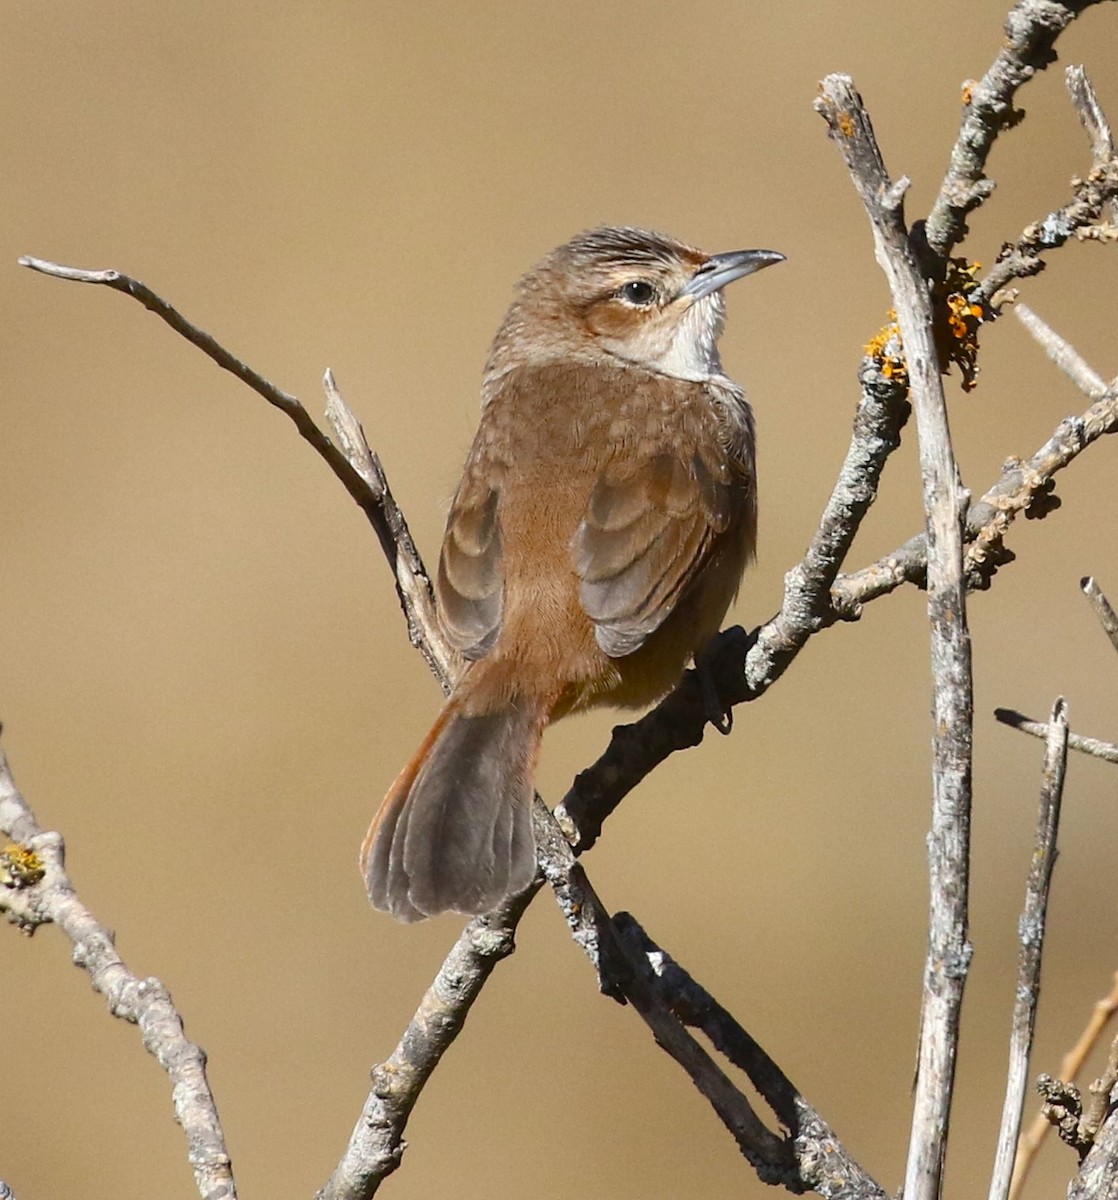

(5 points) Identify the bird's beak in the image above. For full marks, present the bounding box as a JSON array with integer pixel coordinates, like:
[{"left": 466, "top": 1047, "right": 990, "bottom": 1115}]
[{"left": 681, "top": 248, "right": 785, "bottom": 301}]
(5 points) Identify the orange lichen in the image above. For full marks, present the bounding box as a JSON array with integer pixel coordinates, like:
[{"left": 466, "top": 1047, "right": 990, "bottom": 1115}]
[
  {"left": 934, "top": 257, "right": 991, "bottom": 391},
  {"left": 838, "top": 110, "right": 855, "bottom": 138}
]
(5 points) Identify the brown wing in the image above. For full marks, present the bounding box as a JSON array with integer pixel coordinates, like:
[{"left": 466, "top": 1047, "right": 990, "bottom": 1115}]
[
  {"left": 574, "top": 445, "right": 736, "bottom": 658},
  {"left": 436, "top": 474, "right": 504, "bottom": 660}
]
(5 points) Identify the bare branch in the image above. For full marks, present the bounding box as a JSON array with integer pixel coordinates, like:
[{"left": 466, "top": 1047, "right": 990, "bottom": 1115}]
[
  {"left": 321, "top": 370, "right": 461, "bottom": 688},
  {"left": 980, "top": 158, "right": 1118, "bottom": 302},
  {"left": 535, "top": 820, "right": 799, "bottom": 1185},
  {"left": 816, "top": 73, "right": 975, "bottom": 1200},
  {"left": 1082, "top": 575, "right": 1118, "bottom": 653},
  {"left": 1014, "top": 305, "right": 1110, "bottom": 399},
  {"left": 835, "top": 379, "right": 1118, "bottom": 607},
  {"left": 995, "top": 706, "right": 1118, "bottom": 763},
  {"left": 923, "top": 0, "right": 1113, "bottom": 258},
  {"left": 0, "top": 744, "right": 235, "bottom": 1200},
  {"left": 1067, "top": 65, "right": 1118, "bottom": 221},
  {"left": 17, "top": 256, "right": 455, "bottom": 690},
  {"left": 1066, "top": 1041, "right": 1118, "bottom": 1199},
  {"left": 613, "top": 915, "right": 887, "bottom": 1199},
  {"left": 316, "top": 888, "right": 534, "bottom": 1200},
  {"left": 989, "top": 698, "right": 1069, "bottom": 1200},
  {"left": 1010, "top": 973, "right": 1118, "bottom": 1199}
]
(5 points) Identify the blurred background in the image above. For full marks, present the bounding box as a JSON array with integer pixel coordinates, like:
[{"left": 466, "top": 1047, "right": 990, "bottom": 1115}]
[{"left": 2, "top": 3, "right": 1117, "bottom": 1197}]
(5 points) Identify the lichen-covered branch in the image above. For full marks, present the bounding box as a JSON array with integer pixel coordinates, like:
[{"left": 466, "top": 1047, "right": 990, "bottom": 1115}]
[
  {"left": 0, "top": 744, "right": 235, "bottom": 1200},
  {"left": 834, "top": 367, "right": 1118, "bottom": 607}
]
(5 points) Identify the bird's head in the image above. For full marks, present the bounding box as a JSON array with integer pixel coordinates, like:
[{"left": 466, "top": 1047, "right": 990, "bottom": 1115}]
[{"left": 488, "top": 226, "right": 783, "bottom": 384}]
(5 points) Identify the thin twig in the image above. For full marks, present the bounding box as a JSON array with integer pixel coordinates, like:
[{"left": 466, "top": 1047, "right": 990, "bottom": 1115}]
[
  {"left": 321, "top": 369, "right": 460, "bottom": 687},
  {"left": 1009, "top": 978, "right": 1118, "bottom": 1198},
  {"left": 980, "top": 158, "right": 1118, "bottom": 303},
  {"left": 1067, "top": 65, "right": 1118, "bottom": 222},
  {"left": 817, "top": 73, "right": 975, "bottom": 1200},
  {"left": 614, "top": 914, "right": 887, "bottom": 1199},
  {"left": 1082, "top": 576, "right": 1118, "bottom": 654},
  {"left": 1014, "top": 305, "right": 1110, "bottom": 399},
  {"left": 0, "top": 745, "right": 235, "bottom": 1200},
  {"left": 995, "top": 707, "right": 1118, "bottom": 764},
  {"left": 17, "top": 256, "right": 455, "bottom": 690},
  {"left": 316, "top": 888, "right": 535, "bottom": 1200},
  {"left": 834, "top": 381, "right": 1118, "bottom": 608},
  {"left": 989, "top": 699, "right": 1069, "bottom": 1200}
]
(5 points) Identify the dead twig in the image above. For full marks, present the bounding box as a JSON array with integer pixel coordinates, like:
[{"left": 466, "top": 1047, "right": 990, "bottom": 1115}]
[
  {"left": 995, "top": 707, "right": 1118, "bottom": 764},
  {"left": 817, "top": 72, "right": 975, "bottom": 1200},
  {"left": 0, "top": 745, "right": 234, "bottom": 1200},
  {"left": 1082, "top": 576, "right": 1118, "bottom": 654},
  {"left": 988, "top": 699, "right": 1069, "bottom": 1200}
]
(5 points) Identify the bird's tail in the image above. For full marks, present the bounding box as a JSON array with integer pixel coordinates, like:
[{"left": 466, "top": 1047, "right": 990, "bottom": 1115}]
[{"left": 360, "top": 691, "right": 545, "bottom": 921}]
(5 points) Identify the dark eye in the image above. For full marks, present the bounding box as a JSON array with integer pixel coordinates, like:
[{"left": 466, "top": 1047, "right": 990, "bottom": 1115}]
[{"left": 617, "top": 279, "right": 657, "bottom": 306}]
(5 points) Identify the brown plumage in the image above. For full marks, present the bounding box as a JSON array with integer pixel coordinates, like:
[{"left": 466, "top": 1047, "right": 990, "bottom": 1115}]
[{"left": 361, "top": 226, "right": 783, "bottom": 921}]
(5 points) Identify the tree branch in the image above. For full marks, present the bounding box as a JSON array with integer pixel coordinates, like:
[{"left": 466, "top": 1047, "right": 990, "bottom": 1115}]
[
  {"left": 995, "top": 706, "right": 1118, "bottom": 763},
  {"left": 613, "top": 914, "right": 887, "bottom": 1199},
  {"left": 816, "top": 74, "right": 975, "bottom": 1200},
  {"left": 17, "top": 256, "right": 459, "bottom": 691},
  {"left": 1067, "top": 64, "right": 1118, "bottom": 222},
  {"left": 1014, "top": 304, "right": 1110, "bottom": 399},
  {"left": 1082, "top": 575, "right": 1118, "bottom": 654},
  {"left": 834, "top": 370, "right": 1118, "bottom": 607},
  {"left": 1010, "top": 972, "right": 1118, "bottom": 1199},
  {"left": 923, "top": 0, "right": 1112, "bottom": 259},
  {"left": 988, "top": 698, "right": 1069, "bottom": 1200},
  {"left": 0, "top": 743, "right": 235, "bottom": 1200},
  {"left": 561, "top": 364, "right": 911, "bottom": 850},
  {"left": 316, "top": 888, "right": 534, "bottom": 1200}
]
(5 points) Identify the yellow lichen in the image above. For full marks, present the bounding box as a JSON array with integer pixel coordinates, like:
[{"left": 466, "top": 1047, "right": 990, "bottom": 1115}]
[
  {"left": 0, "top": 842, "right": 45, "bottom": 888},
  {"left": 864, "top": 319, "right": 908, "bottom": 388}
]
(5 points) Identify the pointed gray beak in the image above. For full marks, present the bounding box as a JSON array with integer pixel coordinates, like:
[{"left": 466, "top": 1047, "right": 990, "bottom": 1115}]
[{"left": 681, "top": 248, "right": 785, "bottom": 301}]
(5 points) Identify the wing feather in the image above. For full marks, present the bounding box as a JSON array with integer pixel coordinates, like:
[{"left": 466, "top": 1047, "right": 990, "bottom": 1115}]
[
  {"left": 437, "top": 480, "right": 504, "bottom": 659},
  {"left": 575, "top": 444, "right": 738, "bottom": 658}
]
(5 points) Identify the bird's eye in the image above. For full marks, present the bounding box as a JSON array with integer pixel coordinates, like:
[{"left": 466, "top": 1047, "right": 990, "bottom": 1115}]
[{"left": 617, "top": 280, "right": 657, "bottom": 306}]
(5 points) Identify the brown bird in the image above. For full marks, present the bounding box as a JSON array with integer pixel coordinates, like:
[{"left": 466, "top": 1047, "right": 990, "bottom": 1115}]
[{"left": 361, "top": 226, "right": 783, "bottom": 921}]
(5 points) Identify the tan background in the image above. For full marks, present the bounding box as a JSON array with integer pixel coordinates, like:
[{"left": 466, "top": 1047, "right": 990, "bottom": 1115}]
[{"left": 2, "top": 3, "right": 1117, "bottom": 1198}]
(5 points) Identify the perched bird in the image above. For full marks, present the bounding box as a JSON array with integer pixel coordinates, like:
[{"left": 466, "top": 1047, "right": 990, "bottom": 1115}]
[{"left": 361, "top": 226, "right": 783, "bottom": 921}]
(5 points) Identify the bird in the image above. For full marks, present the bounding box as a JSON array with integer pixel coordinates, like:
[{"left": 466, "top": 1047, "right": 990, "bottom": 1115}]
[{"left": 361, "top": 226, "right": 783, "bottom": 921}]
